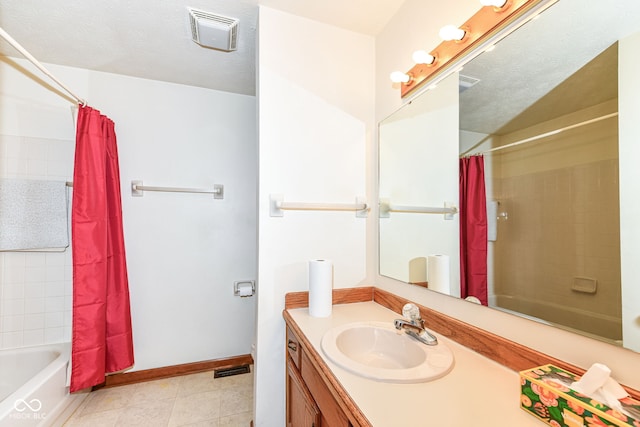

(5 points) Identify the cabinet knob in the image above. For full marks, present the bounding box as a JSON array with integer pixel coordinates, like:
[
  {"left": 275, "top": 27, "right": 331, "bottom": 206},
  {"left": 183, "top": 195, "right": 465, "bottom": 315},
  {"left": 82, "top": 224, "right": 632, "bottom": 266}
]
[{"left": 287, "top": 340, "right": 297, "bottom": 352}]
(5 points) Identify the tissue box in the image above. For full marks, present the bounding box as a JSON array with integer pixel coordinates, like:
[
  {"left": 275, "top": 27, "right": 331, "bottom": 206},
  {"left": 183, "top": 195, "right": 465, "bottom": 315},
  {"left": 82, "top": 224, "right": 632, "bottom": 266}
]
[{"left": 520, "top": 364, "right": 640, "bottom": 427}]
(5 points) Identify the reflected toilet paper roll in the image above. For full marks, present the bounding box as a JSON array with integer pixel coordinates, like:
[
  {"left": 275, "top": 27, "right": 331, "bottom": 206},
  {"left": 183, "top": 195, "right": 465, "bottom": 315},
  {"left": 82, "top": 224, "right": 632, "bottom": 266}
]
[
  {"left": 427, "top": 254, "right": 450, "bottom": 295},
  {"left": 309, "top": 259, "right": 333, "bottom": 318}
]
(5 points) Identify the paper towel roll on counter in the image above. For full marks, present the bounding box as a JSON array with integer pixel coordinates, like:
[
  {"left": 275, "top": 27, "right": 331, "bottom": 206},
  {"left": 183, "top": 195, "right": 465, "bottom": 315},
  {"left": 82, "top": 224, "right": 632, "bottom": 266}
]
[
  {"left": 427, "top": 254, "right": 450, "bottom": 295},
  {"left": 309, "top": 259, "right": 333, "bottom": 317}
]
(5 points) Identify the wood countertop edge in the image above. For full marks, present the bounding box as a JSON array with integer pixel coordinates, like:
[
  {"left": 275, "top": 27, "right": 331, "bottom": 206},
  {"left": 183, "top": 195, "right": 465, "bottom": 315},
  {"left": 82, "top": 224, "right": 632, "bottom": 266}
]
[{"left": 284, "top": 286, "right": 640, "bottom": 402}]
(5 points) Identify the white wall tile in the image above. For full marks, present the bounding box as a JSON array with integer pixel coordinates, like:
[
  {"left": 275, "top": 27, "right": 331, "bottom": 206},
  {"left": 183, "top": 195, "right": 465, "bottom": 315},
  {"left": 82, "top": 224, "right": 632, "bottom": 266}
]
[
  {"left": 46, "top": 282, "right": 66, "bottom": 297},
  {"left": 24, "top": 314, "right": 45, "bottom": 330},
  {"left": 1, "top": 315, "right": 24, "bottom": 332},
  {"left": 24, "top": 298, "right": 45, "bottom": 314},
  {"left": 44, "top": 327, "right": 64, "bottom": 344},
  {"left": 2, "top": 263, "right": 25, "bottom": 283},
  {"left": 24, "top": 284, "right": 45, "bottom": 298},
  {"left": 45, "top": 311, "right": 64, "bottom": 328},
  {"left": 1, "top": 331, "right": 23, "bottom": 348},
  {"left": 25, "top": 253, "right": 47, "bottom": 267},
  {"left": 3, "top": 284, "right": 24, "bottom": 299},
  {"left": 25, "top": 267, "right": 45, "bottom": 283},
  {"left": 45, "top": 252, "right": 67, "bottom": 266},
  {"left": 45, "top": 296, "right": 64, "bottom": 313},
  {"left": 23, "top": 329, "right": 44, "bottom": 346},
  {"left": 2, "top": 298, "right": 24, "bottom": 316},
  {"left": 45, "top": 265, "right": 65, "bottom": 282}
]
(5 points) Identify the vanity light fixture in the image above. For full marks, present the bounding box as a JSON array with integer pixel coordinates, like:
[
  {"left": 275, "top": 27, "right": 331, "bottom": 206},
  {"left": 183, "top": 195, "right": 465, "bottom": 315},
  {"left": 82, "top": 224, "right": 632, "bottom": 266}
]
[
  {"left": 390, "top": 71, "right": 412, "bottom": 84},
  {"left": 439, "top": 25, "right": 466, "bottom": 41},
  {"left": 412, "top": 50, "right": 436, "bottom": 65},
  {"left": 394, "top": 0, "right": 552, "bottom": 98},
  {"left": 480, "top": 0, "right": 508, "bottom": 8}
]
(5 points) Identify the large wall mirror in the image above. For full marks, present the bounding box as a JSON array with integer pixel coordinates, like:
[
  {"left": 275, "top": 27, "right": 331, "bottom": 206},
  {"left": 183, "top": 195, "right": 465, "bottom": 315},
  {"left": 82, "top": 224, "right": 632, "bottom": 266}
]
[{"left": 379, "top": 0, "right": 640, "bottom": 352}]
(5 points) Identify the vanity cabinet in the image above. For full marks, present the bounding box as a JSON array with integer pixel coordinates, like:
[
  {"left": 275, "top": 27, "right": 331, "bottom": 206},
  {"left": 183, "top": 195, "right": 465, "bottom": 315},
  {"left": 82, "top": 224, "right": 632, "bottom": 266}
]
[{"left": 285, "top": 326, "right": 358, "bottom": 427}]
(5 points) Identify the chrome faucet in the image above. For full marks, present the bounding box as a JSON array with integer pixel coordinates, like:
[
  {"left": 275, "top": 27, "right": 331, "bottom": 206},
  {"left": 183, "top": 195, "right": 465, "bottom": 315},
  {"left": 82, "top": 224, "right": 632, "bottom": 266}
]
[{"left": 394, "top": 303, "right": 438, "bottom": 346}]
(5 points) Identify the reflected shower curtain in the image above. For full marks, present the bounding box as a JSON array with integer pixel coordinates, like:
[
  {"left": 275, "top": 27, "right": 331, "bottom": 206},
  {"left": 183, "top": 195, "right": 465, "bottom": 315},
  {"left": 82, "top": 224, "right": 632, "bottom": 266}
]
[
  {"left": 459, "top": 155, "right": 488, "bottom": 305},
  {"left": 71, "top": 106, "right": 134, "bottom": 392}
]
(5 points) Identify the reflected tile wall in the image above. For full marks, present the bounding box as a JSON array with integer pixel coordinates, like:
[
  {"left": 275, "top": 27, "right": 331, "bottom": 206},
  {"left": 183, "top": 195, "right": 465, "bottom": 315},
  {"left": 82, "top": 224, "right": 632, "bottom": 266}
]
[{"left": 494, "top": 159, "right": 621, "bottom": 339}]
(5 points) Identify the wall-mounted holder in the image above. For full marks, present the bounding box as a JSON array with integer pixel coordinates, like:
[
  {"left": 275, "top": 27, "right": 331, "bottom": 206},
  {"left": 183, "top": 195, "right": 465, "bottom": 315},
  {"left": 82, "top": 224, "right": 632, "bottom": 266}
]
[
  {"left": 234, "top": 280, "right": 255, "bottom": 297},
  {"left": 131, "top": 180, "right": 224, "bottom": 199},
  {"left": 269, "top": 194, "right": 368, "bottom": 218},
  {"left": 571, "top": 277, "right": 597, "bottom": 294}
]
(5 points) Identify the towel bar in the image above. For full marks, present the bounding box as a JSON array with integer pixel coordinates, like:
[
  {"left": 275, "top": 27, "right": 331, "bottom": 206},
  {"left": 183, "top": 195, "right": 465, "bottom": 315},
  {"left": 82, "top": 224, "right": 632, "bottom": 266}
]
[{"left": 270, "top": 194, "right": 368, "bottom": 218}]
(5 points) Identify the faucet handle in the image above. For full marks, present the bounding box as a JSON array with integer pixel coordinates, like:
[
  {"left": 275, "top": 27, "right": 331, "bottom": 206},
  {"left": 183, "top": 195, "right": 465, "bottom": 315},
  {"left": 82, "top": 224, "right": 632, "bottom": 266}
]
[{"left": 402, "top": 303, "right": 422, "bottom": 323}]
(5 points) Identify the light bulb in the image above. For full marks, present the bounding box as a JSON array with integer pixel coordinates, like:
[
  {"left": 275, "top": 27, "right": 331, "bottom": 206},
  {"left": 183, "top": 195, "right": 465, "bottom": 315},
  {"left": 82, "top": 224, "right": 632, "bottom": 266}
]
[
  {"left": 412, "top": 50, "right": 435, "bottom": 65},
  {"left": 480, "top": 0, "right": 507, "bottom": 7},
  {"left": 439, "top": 25, "right": 466, "bottom": 41},
  {"left": 389, "top": 71, "right": 411, "bottom": 84}
]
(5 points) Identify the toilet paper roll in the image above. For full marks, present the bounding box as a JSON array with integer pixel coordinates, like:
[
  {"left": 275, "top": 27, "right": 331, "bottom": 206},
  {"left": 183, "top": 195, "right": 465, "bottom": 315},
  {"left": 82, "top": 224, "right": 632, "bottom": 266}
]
[
  {"left": 238, "top": 284, "right": 253, "bottom": 297},
  {"left": 427, "top": 254, "right": 450, "bottom": 295},
  {"left": 309, "top": 259, "right": 333, "bottom": 318}
]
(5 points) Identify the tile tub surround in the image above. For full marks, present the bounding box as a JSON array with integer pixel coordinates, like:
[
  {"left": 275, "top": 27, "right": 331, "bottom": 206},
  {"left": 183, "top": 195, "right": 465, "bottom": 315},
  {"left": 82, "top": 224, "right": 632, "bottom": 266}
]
[{"left": 63, "top": 368, "right": 253, "bottom": 426}]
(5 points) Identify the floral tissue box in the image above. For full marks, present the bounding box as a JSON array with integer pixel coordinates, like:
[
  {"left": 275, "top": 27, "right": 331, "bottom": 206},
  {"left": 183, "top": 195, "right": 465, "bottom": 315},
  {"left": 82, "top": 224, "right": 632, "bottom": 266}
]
[{"left": 520, "top": 364, "right": 640, "bottom": 427}]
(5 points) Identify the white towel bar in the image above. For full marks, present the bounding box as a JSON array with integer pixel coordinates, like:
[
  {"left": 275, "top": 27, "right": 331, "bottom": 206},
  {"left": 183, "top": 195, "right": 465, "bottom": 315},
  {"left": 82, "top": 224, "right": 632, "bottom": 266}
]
[
  {"left": 131, "top": 181, "right": 223, "bottom": 199},
  {"left": 66, "top": 181, "right": 223, "bottom": 199},
  {"left": 270, "top": 194, "right": 368, "bottom": 218},
  {"left": 379, "top": 199, "right": 457, "bottom": 220}
]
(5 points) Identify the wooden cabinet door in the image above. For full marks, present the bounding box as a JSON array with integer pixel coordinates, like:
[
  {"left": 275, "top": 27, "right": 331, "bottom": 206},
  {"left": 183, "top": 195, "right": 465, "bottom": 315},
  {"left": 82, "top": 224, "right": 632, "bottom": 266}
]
[
  {"left": 301, "top": 352, "right": 350, "bottom": 427},
  {"left": 287, "top": 358, "right": 320, "bottom": 427}
]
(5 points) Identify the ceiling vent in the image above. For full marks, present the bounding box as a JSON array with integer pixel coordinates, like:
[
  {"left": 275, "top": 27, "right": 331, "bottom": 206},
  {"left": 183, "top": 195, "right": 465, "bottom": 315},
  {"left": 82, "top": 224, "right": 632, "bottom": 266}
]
[
  {"left": 188, "top": 8, "right": 238, "bottom": 52},
  {"left": 459, "top": 74, "right": 481, "bottom": 93}
]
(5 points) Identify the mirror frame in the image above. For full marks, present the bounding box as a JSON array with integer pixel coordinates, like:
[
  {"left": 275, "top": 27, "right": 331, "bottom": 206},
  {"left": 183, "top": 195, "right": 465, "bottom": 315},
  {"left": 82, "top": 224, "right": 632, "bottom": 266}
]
[{"left": 399, "top": 0, "right": 557, "bottom": 98}]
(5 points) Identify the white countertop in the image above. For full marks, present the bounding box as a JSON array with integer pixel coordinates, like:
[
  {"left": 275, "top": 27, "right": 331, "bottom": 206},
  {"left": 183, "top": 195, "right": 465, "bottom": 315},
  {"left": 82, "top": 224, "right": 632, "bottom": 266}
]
[{"left": 288, "top": 301, "right": 543, "bottom": 426}]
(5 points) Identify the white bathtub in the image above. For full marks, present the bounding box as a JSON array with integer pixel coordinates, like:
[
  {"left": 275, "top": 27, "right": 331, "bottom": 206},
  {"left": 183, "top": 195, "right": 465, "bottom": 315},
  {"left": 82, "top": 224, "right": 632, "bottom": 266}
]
[{"left": 0, "top": 343, "right": 86, "bottom": 427}]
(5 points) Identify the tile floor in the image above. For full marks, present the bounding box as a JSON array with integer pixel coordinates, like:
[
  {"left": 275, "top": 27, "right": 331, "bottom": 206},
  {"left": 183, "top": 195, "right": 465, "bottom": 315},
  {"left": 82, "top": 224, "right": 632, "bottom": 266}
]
[{"left": 63, "top": 368, "right": 253, "bottom": 426}]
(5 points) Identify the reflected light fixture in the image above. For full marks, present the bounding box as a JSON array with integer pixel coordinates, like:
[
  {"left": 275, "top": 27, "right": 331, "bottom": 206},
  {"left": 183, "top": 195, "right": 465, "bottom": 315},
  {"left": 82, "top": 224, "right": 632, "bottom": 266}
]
[
  {"left": 389, "top": 71, "right": 411, "bottom": 83},
  {"left": 480, "top": 0, "right": 508, "bottom": 7},
  {"left": 412, "top": 50, "right": 436, "bottom": 65},
  {"left": 439, "top": 25, "right": 466, "bottom": 41}
]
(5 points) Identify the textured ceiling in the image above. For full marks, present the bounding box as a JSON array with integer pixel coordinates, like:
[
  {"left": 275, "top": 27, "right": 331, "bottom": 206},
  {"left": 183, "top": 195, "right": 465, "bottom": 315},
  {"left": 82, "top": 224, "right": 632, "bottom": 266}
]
[
  {"left": 0, "top": 0, "right": 405, "bottom": 96},
  {"left": 459, "top": 0, "right": 640, "bottom": 136}
]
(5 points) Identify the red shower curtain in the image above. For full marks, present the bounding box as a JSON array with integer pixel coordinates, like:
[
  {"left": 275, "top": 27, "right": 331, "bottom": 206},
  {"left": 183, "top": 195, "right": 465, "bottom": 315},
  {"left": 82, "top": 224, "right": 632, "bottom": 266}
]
[
  {"left": 459, "top": 155, "right": 488, "bottom": 305},
  {"left": 70, "top": 106, "right": 134, "bottom": 392}
]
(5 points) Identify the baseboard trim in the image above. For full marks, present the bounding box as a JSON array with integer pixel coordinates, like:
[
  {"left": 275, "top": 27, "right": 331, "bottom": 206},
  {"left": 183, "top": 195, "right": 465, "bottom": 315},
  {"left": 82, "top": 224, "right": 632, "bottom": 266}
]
[{"left": 93, "top": 354, "right": 254, "bottom": 390}]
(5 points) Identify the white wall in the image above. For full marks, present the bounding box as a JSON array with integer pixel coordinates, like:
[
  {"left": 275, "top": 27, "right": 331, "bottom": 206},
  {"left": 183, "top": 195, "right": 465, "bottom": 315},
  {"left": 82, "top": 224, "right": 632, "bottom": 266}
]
[
  {"left": 373, "top": 0, "right": 640, "bottom": 390},
  {"left": 0, "top": 58, "right": 257, "bottom": 370},
  {"left": 379, "top": 73, "right": 459, "bottom": 289},
  {"left": 619, "top": 30, "right": 640, "bottom": 352},
  {"left": 255, "top": 7, "right": 374, "bottom": 425}
]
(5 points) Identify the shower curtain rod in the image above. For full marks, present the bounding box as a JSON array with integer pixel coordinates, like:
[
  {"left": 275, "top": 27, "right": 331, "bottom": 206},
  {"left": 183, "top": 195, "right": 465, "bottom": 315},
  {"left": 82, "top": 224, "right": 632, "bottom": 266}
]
[
  {"left": 460, "top": 112, "right": 619, "bottom": 157},
  {"left": 0, "top": 26, "right": 86, "bottom": 106},
  {"left": 478, "top": 112, "right": 618, "bottom": 155}
]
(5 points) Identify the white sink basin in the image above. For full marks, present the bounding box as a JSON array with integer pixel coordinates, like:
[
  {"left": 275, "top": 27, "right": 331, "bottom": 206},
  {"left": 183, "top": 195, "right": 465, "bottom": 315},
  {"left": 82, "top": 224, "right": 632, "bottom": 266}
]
[{"left": 320, "top": 321, "right": 454, "bottom": 383}]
